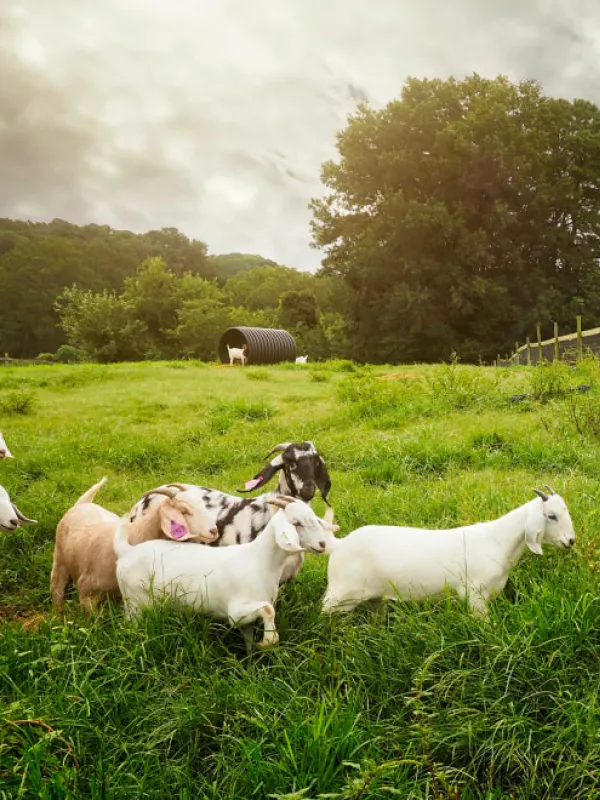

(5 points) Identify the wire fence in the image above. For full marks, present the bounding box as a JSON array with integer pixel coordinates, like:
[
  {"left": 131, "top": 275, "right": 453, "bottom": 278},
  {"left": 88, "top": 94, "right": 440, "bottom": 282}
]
[{"left": 496, "top": 316, "right": 600, "bottom": 366}]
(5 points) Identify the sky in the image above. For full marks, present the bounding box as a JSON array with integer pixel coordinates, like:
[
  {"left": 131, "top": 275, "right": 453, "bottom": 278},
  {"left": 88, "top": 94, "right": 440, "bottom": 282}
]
[{"left": 2, "top": 0, "right": 600, "bottom": 271}]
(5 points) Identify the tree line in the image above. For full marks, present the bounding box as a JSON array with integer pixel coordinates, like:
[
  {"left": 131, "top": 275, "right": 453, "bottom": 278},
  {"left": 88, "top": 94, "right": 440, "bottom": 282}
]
[
  {"left": 0, "top": 219, "right": 351, "bottom": 362},
  {"left": 3, "top": 73, "right": 600, "bottom": 364}
]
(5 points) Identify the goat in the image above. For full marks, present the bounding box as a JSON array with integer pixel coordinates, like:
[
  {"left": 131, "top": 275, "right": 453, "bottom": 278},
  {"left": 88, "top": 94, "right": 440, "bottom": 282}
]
[
  {"left": 227, "top": 344, "right": 247, "bottom": 366},
  {"left": 0, "top": 431, "right": 13, "bottom": 459},
  {"left": 0, "top": 484, "right": 37, "bottom": 532},
  {"left": 127, "top": 441, "right": 332, "bottom": 583},
  {"left": 322, "top": 487, "right": 575, "bottom": 619},
  {"left": 50, "top": 479, "right": 218, "bottom": 612},
  {"left": 295, "top": 356, "right": 308, "bottom": 364},
  {"left": 115, "top": 495, "right": 338, "bottom": 650}
]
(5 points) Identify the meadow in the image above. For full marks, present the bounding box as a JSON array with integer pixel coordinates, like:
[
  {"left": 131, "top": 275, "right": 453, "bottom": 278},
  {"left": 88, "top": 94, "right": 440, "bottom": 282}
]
[{"left": 1, "top": 357, "right": 600, "bottom": 798}]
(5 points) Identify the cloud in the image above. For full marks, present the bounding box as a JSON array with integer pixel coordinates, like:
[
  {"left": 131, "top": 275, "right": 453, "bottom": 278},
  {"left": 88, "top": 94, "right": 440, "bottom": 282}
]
[{"left": 1, "top": 0, "right": 600, "bottom": 270}]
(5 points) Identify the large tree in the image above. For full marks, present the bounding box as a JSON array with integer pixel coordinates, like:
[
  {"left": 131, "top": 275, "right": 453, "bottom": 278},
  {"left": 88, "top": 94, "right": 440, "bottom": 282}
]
[{"left": 310, "top": 74, "right": 600, "bottom": 362}]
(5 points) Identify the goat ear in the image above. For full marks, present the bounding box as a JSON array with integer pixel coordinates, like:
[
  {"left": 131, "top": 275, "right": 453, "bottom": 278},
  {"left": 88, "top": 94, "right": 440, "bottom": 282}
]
[
  {"left": 525, "top": 500, "right": 545, "bottom": 555},
  {"left": 11, "top": 504, "right": 37, "bottom": 525},
  {"left": 315, "top": 457, "right": 332, "bottom": 503},
  {"left": 160, "top": 505, "right": 193, "bottom": 541},
  {"left": 238, "top": 455, "right": 284, "bottom": 493},
  {"left": 274, "top": 522, "right": 304, "bottom": 553}
]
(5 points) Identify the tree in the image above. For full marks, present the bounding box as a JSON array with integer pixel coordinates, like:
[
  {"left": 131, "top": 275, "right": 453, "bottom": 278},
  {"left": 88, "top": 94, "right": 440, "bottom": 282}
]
[
  {"left": 122, "top": 257, "right": 180, "bottom": 354},
  {"left": 310, "top": 74, "right": 600, "bottom": 362},
  {"left": 55, "top": 287, "right": 148, "bottom": 362},
  {"left": 207, "top": 252, "right": 279, "bottom": 280},
  {"left": 278, "top": 290, "right": 319, "bottom": 330},
  {"left": 224, "top": 265, "right": 314, "bottom": 311}
]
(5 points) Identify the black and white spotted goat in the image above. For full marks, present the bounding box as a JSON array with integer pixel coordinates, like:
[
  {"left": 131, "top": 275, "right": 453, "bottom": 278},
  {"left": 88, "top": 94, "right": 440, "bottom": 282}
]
[{"left": 127, "top": 441, "right": 332, "bottom": 583}]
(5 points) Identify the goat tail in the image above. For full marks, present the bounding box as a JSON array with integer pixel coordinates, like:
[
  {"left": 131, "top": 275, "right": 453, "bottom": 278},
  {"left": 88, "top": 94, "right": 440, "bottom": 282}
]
[
  {"left": 113, "top": 517, "right": 132, "bottom": 560},
  {"left": 74, "top": 476, "right": 108, "bottom": 506}
]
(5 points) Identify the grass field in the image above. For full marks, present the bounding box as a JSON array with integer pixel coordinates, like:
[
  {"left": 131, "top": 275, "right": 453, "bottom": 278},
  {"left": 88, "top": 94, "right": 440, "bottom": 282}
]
[{"left": 1, "top": 357, "right": 600, "bottom": 798}]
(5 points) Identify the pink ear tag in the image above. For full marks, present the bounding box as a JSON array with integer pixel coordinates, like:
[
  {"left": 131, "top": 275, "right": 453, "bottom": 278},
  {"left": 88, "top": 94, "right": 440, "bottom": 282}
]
[
  {"left": 170, "top": 520, "right": 188, "bottom": 540},
  {"left": 244, "top": 476, "right": 264, "bottom": 491}
]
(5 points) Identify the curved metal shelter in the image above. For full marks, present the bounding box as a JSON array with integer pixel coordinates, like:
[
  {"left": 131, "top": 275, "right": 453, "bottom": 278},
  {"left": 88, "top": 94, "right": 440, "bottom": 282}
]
[{"left": 218, "top": 326, "right": 296, "bottom": 365}]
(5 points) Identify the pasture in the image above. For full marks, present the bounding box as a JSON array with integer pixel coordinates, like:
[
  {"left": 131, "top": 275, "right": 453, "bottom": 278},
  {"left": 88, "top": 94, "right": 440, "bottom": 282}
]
[{"left": 1, "top": 358, "right": 600, "bottom": 798}]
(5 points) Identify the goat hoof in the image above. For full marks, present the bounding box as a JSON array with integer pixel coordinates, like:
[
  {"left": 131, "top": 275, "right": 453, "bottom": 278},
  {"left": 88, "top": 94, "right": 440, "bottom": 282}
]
[{"left": 258, "top": 633, "right": 279, "bottom": 648}]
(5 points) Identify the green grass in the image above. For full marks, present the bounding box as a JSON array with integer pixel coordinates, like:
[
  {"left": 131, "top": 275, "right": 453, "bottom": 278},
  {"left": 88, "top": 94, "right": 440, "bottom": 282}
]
[{"left": 1, "top": 358, "right": 600, "bottom": 797}]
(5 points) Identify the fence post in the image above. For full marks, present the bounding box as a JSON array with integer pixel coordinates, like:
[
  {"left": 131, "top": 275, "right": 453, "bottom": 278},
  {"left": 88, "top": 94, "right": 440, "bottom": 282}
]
[
  {"left": 513, "top": 342, "right": 518, "bottom": 365},
  {"left": 577, "top": 315, "right": 583, "bottom": 360},
  {"left": 536, "top": 324, "right": 543, "bottom": 365},
  {"left": 526, "top": 336, "right": 531, "bottom": 366},
  {"left": 554, "top": 322, "right": 559, "bottom": 362}
]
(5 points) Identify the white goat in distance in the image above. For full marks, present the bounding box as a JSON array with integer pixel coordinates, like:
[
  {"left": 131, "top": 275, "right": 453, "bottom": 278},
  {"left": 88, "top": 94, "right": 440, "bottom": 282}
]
[
  {"left": 295, "top": 355, "right": 308, "bottom": 364},
  {"left": 227, "top": 344, "right": 247, "bottom": 366}
]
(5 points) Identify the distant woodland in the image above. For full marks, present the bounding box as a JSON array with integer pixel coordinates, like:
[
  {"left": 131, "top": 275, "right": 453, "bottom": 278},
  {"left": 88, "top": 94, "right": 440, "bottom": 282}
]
[
  {"left": 0, "top": 219, "right": 349, "bottom": 362},
  {"left": 3, "top": 74, "right": 600, "bottom": 363}
]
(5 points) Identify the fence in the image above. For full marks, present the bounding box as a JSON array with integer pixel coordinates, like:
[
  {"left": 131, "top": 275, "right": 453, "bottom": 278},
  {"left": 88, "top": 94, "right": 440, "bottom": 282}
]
[
  {"left": 497, "top": 316, "right": 600, "bottom": 366},
  {"left": 0, "top": 354, "right": 51, "bottom": 367}
]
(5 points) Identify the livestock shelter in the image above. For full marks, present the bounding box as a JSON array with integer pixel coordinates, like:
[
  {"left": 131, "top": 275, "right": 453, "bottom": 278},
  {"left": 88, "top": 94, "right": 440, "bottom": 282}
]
[{"left": 218, "top": 326, "right": 296, "bottom": 365}]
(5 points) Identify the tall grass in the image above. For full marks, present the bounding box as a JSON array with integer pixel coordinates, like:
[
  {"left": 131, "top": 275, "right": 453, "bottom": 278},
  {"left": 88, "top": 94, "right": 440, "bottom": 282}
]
[{"left": 1, "top": 359, "right": 600, "bottom": 797}]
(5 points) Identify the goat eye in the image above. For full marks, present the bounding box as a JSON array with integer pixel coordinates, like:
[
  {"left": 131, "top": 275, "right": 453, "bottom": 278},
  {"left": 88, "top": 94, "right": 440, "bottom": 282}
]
[{"left": 548, "top": 513, "right": 557, "bottom": 521}]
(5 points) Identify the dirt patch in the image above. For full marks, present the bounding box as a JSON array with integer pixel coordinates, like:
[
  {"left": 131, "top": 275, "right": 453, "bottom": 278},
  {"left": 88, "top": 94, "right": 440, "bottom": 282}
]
[
  {"left": 0, "top": 605, "right": 50, "bottom": 630},
  {"left": 378, "top": 373, "right": 424, "bottom": 380}
]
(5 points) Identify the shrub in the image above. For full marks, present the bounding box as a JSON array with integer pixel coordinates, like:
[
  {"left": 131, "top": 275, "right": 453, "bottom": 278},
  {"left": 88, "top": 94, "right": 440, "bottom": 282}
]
[
  {"left": 209, "top": 399, "right": 276, "bottom": 434},
  {"left": 0, "top": 388, "right": 37, "bottom": 415},
  {"left": 245, "top": 368, "right": 270, "bottom": 382},
  {"left": 56, "top": 345, "right": 85, "bottom": 364}
]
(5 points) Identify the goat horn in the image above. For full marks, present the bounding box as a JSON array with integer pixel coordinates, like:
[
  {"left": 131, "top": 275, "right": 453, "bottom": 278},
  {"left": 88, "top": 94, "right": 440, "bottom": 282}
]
[
  {"left": 267, "top": 498, "right": 289, "bottom": 509},
  {"left": 11, "top": 504, "right": 37, "bottom": 524},
  {"left": 267, "top": 495, "right": 296, "bottom": 508},
  {"left": 279, "top": 494, "right": 300, "bottom": 504},
  {"left": 543, "top": 484, "right": 556, "bottom": 495},
  {"left": 139, "top": 487, "right": 178, "bottom": 501},
  {"left": 264, "top": 443, "right": 292, "bottom": 460},
  {"left": 166, "top": 483, "right": 188, "bottom": 491},
  {"left": 532, "top": 488, "right": 549, "bottom": 502}
]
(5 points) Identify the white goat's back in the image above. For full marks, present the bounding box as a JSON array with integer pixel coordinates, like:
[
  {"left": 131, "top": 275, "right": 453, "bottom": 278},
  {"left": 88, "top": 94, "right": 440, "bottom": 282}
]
[{"left": 327, "top": 525, "right": 475, "bottom": 603}]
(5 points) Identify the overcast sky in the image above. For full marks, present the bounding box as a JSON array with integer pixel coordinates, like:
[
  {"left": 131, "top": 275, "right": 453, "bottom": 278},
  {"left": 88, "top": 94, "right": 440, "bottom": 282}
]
[{"left": 2, "top": 0, "right": 600, "bottom": 270}]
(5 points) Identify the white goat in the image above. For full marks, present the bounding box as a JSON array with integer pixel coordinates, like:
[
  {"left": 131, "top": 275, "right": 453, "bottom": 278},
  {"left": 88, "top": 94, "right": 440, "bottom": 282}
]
[
  {"left": 322, "top": 487, "right": 575, "bottom": 619},
  {"left": 0, "top": 484, "right": 37, "bottom": 532},
  {"left": 115, "top": 495, "right": 338, "bottom": 650},
  {"left": 0, "top": 431, "right": 13, "bottom": 459},
  {"left": 227, "top": 344, "right": 247, "bottom": 366},
  {"left": 295, "top": 355, "right": 308, "bottom": 364}
]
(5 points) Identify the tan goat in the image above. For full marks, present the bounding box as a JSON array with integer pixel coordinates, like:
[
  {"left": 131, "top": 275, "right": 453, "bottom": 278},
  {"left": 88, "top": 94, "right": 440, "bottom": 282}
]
[{"left": 50, "top": 478, "right": 218, "bottom": 613}]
